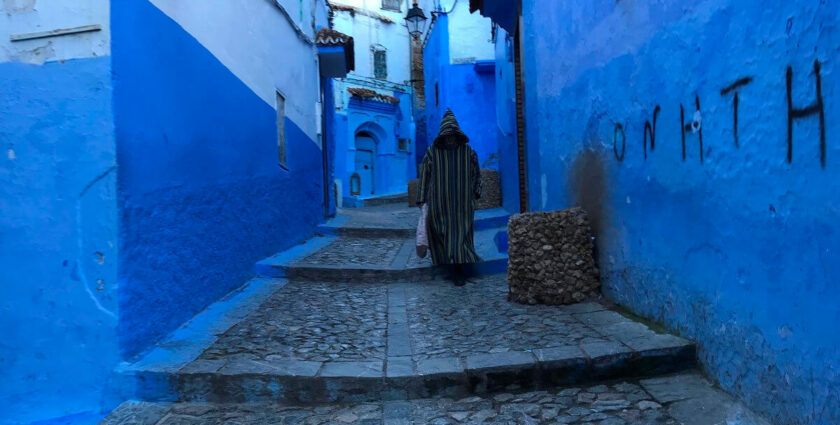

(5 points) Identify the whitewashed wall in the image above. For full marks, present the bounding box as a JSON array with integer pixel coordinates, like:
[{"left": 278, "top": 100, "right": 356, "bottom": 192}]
[
  {"left": 416, "top": 0, "right": 493, "bottom": 64},
  {"left": 149, "top": 0, "right": 325, "bottom": 142},
  {"left": 446, "top": 0, "right": 493, "bottom": 62},
  {"left": 331, "top": 0, "right": 411, "bottom": 84},
  {"left": 0, "top": 0, "right": 111, "bottom": 64}
]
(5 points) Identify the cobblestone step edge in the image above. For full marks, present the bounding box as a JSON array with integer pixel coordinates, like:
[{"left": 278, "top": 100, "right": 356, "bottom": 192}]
[
  {"left": 259, "top": 257, "right": 508, "bottom": 282},
  {"left": 117, "top": 339, "right": 695, "bottom": 404},
  {"left": 316, "top": 211, "right": 511, "bottom": 239},
  {"left": 342, "top": 193, "right": 410, "bottom": 208}
]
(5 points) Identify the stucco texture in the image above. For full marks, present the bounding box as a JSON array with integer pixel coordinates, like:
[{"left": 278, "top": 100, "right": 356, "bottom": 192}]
[
  {"left": 113, "top": 0, "right": 324, "bottom": 358},
  {"left": 424, "top": 15, "right": 500, "bottom": 174},
  {"left": 521, "top": 0, "right": 839, "bottom": 423},
  {"left": 0, "top": 57, "right": 119, "bottom": 424}
]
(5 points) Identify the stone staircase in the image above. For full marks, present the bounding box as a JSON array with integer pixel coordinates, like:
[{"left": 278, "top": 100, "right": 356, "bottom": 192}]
[
  {"left": 256, "top": 205, "right": 510, "bottom": 282},
  {"left": 102, "top": 204, "right": 770, "bottom": 425}
]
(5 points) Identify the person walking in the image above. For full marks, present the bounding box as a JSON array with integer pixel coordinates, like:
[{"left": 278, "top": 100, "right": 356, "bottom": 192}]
[{"left": 417, "top": 109, "right": 481, "bottom": 286}]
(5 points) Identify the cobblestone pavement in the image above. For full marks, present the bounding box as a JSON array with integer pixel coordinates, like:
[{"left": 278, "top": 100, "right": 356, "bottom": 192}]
[
  {"left": 194, "top": 275, "right": 615, "bottom": 365},
  {"left": 296, "top": 237, "right": 406, "bottom": 267},
  {"left": 339, "top": 204, "right": 420, "bottom": 230},
  {"left": 199, "top": 282, "right": 388, "bottom": 362},
  {"left": 407, "top": 275, "right": 606, "bottom": 359},
  {"left": 102, "top": 373, "right": 769, "bottom": 424}
]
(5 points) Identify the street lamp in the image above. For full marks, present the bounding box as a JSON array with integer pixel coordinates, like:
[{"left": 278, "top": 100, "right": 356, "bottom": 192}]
[{"left": 404, "top": 1, "right": 427, "bottom": 39}]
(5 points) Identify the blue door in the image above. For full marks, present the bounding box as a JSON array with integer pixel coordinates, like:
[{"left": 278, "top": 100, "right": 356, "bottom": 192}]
[{"left": 355, "top": 134, "right": 376, "bottom": 196}]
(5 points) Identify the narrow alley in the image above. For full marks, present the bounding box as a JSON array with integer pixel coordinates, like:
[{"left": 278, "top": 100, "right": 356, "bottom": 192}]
[
  {"left": 2, "top": 0, "right": 836, "bottom": 424},
  {"left": 101, "top": 200, "right": 766, "bottom": 424}
]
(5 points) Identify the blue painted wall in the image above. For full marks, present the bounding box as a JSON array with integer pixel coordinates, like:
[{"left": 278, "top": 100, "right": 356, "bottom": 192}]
[
  {"left": 520, "top": 0, "right": 839, "bottom": 423},
  {"left": 112, "top": 0, "right": 324, "bottom": 358},
  {"left": 323, "top": 77, "right": 337, "bottom": 216},
  {"left": 493, "top": 28, "right": 519, "bottom": 213},
  {"left": 334, "top": 90, "right": 415, "bottom": 201},
  {"left": 424, "top": 14, "right": 449, "bottom": 156},
  {"left": 424, "top": 15, "right": 499, "bottom": 170},
  {"left": 0, "top": 58, "right": 119, "bottom": 424}
]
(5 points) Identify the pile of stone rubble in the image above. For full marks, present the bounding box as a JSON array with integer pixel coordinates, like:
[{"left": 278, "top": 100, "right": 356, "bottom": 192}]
[{"left": 507, "top": 207, "right": 600, "bottom": 305}]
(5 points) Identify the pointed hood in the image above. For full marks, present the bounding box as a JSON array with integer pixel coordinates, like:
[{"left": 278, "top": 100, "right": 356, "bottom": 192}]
[{"left": 433, "top": 109, "right": 469, "bottom": 147}]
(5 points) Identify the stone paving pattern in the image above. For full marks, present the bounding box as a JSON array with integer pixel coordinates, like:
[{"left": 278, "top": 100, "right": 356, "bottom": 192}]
[
  {"left": 191, "top": 275, "right": 683, "bottom": 372},
  {"left": 339, "top": 204, "right": 420, "bottom": 230},
  {"left": 407, "top": 275, "right": 607, "bottom": 359},
  {"left": 101, "top": 373, "right": 769, "bottom": 424},
  {"left": 199, "top": 282, "right": 388, "bottom": 362},
  {"left": 297, "top": 237, "right": 405, "bottom": 268}
]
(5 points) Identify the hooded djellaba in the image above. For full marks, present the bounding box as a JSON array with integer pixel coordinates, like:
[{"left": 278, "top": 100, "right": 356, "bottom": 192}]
[{"left": 417, "top": 109, "right": 482, "bottom": 283}]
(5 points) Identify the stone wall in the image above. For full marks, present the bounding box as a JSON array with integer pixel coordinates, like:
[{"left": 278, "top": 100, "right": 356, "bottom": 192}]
[
  {"left": 408, "top": 168, "right": 501, "bottom": 209},
  {"left": 476, "top": 169, "right": 502, "bottom": 210},
  {"left": 507, "top": 207, "right": 600, "bottom": 305}
]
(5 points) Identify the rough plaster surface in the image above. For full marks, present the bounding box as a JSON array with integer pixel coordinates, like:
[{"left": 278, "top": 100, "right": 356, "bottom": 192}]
[
  {"left": 113, "top": 0, "right": 324, "bottom": 358},
  {"left": 520, "top": 0, "right": 839, "bottom": 423},
  {"left": 0, "top": 57, "right": 119, "bottom": 424},
  {"left": 0, "top": 0, "right": 111, "bottom": 64}
]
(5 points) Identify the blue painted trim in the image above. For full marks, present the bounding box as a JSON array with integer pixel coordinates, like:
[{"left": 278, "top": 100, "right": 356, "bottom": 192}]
[
  {"left": 255, "top": 236, "right": 337, "bottom": 277},
  {"left": 316, "top": 216, "right": 350, "bottom": 236},
  {"left": 317, "top": 45, "right": 344, "bottom": 54},
  {"left": 348, "top": 97, "right": 399, "bottom": 113},
  {"left": 474, "top": 208, "right": 510, "bottom": 231},
  {"left": 474, "top": 60, "right": 495, "bottom": 74}
]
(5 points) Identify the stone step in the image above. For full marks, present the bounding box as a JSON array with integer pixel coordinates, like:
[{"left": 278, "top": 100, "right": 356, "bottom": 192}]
[
  {"left": 102, "top": 371, "right": 772, "bottom": 425},
  {"left": 115, "top": 277, "right": 698, "bottom": 407},
  {"left": 124, "top": 336, "right": 695, "bottom": 405},
  {"left": 342, "top": 193, "right": 410, "bottom": 208},
  {"left": 257, "top": 229, "right": 509, "bottom": 282},
  {"left": 318, "top": 206, "right": 510, "bottom": 239}
]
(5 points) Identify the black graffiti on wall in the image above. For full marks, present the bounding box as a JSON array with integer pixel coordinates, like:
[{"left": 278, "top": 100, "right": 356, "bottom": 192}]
[
  {"left": 613, "top": 123, "right": 626, "bottom": 161},
  {"left": 643, "top": 106, "right": 660, "bottom": 159},
  {"left": 720, "top": 76, "right": 754, "bottom": 148},
  {"left": 787, "top": 60, "right": 826, "bottom": 167},
  {"left": 612, "top": 59, "right": 827, "bottom": 168}
]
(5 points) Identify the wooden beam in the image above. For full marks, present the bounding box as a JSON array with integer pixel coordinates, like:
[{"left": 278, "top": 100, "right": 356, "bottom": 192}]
[{"left": 10, "top": 24, "right": 102, "bottom": 42}]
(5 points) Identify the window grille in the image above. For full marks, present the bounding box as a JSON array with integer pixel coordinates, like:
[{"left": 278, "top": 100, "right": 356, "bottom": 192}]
[
  {"left": 381, "top": 0, "right": 400, "bottom": 11},
  {"left": 373, "top": 49, "right": 387, "bottom": 79}
]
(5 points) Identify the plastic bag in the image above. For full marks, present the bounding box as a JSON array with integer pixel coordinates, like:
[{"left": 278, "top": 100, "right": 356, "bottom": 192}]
[{"left": 416, "top": 204, "right": 429, "bottom": 258}]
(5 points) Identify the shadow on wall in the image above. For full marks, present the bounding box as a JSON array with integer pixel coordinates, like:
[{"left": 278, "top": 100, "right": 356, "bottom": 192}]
[{"left": 568, "top": 147, "right": 609, "bottom": 269}]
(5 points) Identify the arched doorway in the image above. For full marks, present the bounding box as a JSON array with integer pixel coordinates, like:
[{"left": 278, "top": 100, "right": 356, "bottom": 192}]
[{"left": 354, "top": 131, "right": 376, "bottom": 196}]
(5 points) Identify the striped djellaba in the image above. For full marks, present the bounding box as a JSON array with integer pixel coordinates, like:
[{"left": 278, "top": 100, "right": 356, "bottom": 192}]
[{"left": 417, "top": 109, "right": 482, "bottom": 265}]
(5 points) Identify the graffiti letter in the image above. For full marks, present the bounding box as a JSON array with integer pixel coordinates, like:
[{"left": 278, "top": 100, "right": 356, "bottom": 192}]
[
  {"left": 720, "top": 76, "right": 753, "bottom": 147},
  {"left": 680, "top": 96, "right": 704, "bottom": 163},
  {"left": 643, "top": 106, "right": 661, "bottom": 159},
  {"left": 787, "top": 60, "right": 826, "bottom": 167},
  {"left": 613, "top": 123, "right": 626, "bottom": 162}
]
